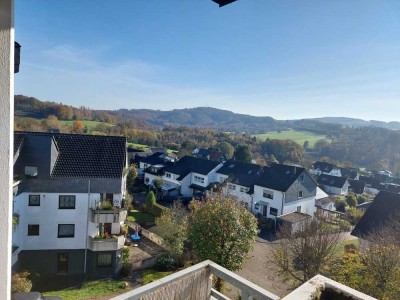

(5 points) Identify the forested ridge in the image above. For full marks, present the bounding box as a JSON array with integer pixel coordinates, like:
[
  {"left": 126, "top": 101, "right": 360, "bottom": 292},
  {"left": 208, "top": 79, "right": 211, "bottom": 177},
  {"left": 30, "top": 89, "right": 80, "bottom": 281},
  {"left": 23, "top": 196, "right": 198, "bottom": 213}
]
[{"left": 14, "top": 95, "right": 400, "bottom": 174}]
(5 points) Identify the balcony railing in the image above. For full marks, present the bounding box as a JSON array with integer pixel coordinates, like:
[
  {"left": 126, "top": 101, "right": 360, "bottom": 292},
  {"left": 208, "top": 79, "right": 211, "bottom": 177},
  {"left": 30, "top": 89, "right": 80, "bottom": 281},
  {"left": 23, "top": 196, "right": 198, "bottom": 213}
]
[
  {"left": 109, "top": 260, "right": 376, "bottom": 300},
  {"left": 90, "top": 208, "right": 127, "bottom": 223},
  {"left": 88, "top": 235, "right": 125, "bottom": 252}
]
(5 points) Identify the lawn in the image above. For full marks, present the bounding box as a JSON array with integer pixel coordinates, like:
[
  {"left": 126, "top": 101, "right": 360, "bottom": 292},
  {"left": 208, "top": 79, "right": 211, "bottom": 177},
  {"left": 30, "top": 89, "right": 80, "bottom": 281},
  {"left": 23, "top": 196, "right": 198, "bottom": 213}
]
[
  {"left": 142, "top": 269, "right": 173, "bottom": 285},
  {"left": 128, "top": 143, "right": 175, "bottom": 154},
  {"left": 335, "top": 238, "right": 360, "bottom": 257},
  {"left": 60, "top": 120, "right": 115, "bottom": 129},
  {"left": 43, "top": 278, "right": 128, "bottom": 300},
  {"left": 127, "top": 209, "right": 155, "bottom": 223},
  {"left": 253, "top": 129, "right": 328, "bottom": 148}
]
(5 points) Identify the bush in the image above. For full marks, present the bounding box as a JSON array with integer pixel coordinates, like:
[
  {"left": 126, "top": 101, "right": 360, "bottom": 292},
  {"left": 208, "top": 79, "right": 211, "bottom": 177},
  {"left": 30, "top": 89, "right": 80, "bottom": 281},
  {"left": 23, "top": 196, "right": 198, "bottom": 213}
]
[
  {"left": 150, "top": 203, "right": 169, "bottom": 217},
  {"left": 11, "top": 272, "right": 32, "bottom": 294},
  {"left": 145, "top": 191, "right": 156, "bottom": 211},
  {"left": 154, "top": 254, "right": 177, "bottom": 272},
  {"left": 335, "top": 200, "right": 347, "bottom": 213},
  {"left": 122, "top": 246, "right": 131, "bottom": 264},
  {"left": 99, "top": 200, "right": 113, "bottom": 210},
  {"left": 346, "top": 207, "right": 364, "bottom": 225},
  {"left": 121, "top": 263, "right": 133, "bottom": 277}
]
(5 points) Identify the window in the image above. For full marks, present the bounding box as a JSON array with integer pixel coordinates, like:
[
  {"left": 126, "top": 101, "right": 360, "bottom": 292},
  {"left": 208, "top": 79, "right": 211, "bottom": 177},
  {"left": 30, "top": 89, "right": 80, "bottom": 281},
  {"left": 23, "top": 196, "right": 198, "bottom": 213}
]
[
  {"left": 297, "top": 206, "right": 301, "bottom": 212},
  {"left": 300, "top": 175, "right": 304, "bottom": 182},
  {"left": 254, "top": 203, "right": 260, "bottom": 210},
  {"left": 263, "top": 190, "right": 273, "bottom": 199},
  {"left": 165, "top": 173, "right": 171, "bottom": 178},
  {"left": 240, "top": 187, "right": 249, "bottom": 193},
  {"left": 143, "top": 163, "right": 148, "bottom": 169},
  {"left": 97, "top": 253, "right": 112, "bottom": 267},
  {"left": 298, "top": 191, "right": 303, "bottom": 198},
  {"left": 24, "top": 166, "right": 38, "bottom": 177},
  {"left": 270, "top": 208, "right": 278, "bottom": 216},
  {"left": 145, "top": 177, "right": 150, "bottom": 184},
  {"left": 228, "top": 184, "right": 236, "bottom": 190},
  {"left": 28, "top": 224, "right": 39, "bottom": 236},
  {"left": 58, "top": 224, "right": 75, "bottom": 238},
  {"left": 194, "top": 175, "right": 204, "bottom": 184},
  {"left": 59, "top": 195, "right": 75, "bottom": 209},
  {"left": 29, "top": 195, "right": 40, "bottom": 206}
]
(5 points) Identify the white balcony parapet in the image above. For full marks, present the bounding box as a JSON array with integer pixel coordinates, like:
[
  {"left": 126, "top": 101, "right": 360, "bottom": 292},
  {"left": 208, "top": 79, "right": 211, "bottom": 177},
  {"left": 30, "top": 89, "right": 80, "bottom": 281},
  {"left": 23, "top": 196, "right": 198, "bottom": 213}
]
[
  {"left": 90, "top": 208, "right": 127, "bottom": 223},
  {"left": 281, "top": 274, "right": 377, "bottom": 300},
  {"left": 110, "top": 260, "right": 280, "bottom": 300},
  {"left": 109, "top": 260, "right": 376, "bottom": 300},
  {"left": 88, "top": 235, "right": 125, "bottom": 252}
]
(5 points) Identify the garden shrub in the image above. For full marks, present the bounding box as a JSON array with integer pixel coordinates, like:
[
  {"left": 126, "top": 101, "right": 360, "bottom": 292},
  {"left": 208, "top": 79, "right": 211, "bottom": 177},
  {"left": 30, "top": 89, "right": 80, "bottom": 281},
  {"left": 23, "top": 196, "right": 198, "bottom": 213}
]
[
  {"left": 11, "top": 271, "right": 32, "bottom": 294},
  {"left": 145, "top": 191, "right": 156, "bottom": 211},
  {"left": 155, "top": 253, "right": 177, "bottom": 272},
  {"left": 150, "top": 203, "right": 168, "bottom": 217}
]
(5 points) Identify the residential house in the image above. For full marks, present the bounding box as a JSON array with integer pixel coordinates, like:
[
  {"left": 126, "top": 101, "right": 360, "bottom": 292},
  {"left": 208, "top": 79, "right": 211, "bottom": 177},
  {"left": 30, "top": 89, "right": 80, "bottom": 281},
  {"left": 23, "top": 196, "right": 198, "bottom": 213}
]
[
  {"left": 12, "top": 132, "right": 127, "bottom": 277},
  {"left": 194, "top": 148, "right": 228, "bottom": 163},
  {"left": 359, "top": 175, "right": 381, "bottom": 195},
  {"left": 309, "top": 161, "right": 341, "bottom": 177},
  {"left": 161, "top": 156, "right": 223, "bottom": 198},
  {"left": 127, "top": 148, "right": 151, "bottom": 165},
  {"left": 352, "top": 191, "right": 400, "bottom": 243},
  {"left": 216, "top": 159, "right": 263, "bottom": 210},
  {"left": 315, "top": 187, "right": 336, "bottom": 211},
  {"left": 349, "top": 179, "right": 366, "bottom": 195},
  {"left": 340, "top": 167, "right": 359, "bottom": 180},
  {"left": 139, "top": 152, "right": 170, "bottom": 178},
  {"left": 318, "top": 174, "right": 349, "bottom": 195},
  {"left": 252, "top": 165, "right": 317, "bottom": 218}
]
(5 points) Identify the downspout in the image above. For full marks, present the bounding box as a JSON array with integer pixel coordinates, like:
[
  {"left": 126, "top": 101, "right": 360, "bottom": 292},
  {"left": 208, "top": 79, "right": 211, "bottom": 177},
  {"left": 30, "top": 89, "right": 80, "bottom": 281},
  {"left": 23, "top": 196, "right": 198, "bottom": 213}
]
[
  {"left": 84, "top": 179, "right": 90, "bottom": 274},
  {"left": 278, "top": 191, "right": 285, "bottom": 231}
]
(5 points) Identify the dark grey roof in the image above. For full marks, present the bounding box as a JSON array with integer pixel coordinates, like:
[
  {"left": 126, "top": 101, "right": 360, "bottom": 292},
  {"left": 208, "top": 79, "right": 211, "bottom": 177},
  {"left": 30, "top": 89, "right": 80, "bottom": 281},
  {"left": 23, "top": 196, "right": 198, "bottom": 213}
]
[
  {"left": 318, "top": 174, "right": 348, "bottom": 188},
  {"left": 16, "top": 131, "right": 126, "bottom": 178},
  {"left": 313, "top": 161, "right": 336, "bottom": 173},
  {"left": 340, "top": 168, "right": 358, "bottom": 180},
  {"left": 14, "top": 133, "right": 25, "bottom": 155},
  {"left": 141, "top": 152, "right": 167, "bottom": 165},
  {"left": 349, "top": 179, "right": 366, "bottom": 194},
  {"left": 359, "top": 175, "right": 381, "bottom": 189},
  {"left": 255, "top": 164, "right": 305, "bottom": 192},
  {"left": 163, "top": 156, "right": 221, "bottom": 177},
  {"left": 150, "top": 147, "right": 167, "bottom": 154},
  {"left": 196, "top": 148, "right": 227, "bottom": 162},
  {"left": 278, "top": 211, "right": 312, "bottom": 223},
  {"left": 352, "top": 191, "right": 400, "bottom": 238},
  {"left": 217, "top": 159, "right": 263, "bottom": 187}
]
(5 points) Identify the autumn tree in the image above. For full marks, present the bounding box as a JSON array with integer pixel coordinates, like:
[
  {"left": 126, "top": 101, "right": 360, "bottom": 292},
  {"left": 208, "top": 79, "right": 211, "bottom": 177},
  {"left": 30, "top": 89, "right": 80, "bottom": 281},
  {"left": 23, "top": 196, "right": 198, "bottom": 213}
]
[
  {"left": 72, "top": 120, "right": 84, "bottom": 133},
  {"left": 270, "top": 218, "right": 343, "bottom": 283},
  {"left": 126, "top": 164, "right": 138, "bottom": 194},
  {"left": 189, "top": 196, "right": 258, "bottom": 290},
  {"left": 152, "top": 177, "right": 164, "bottom": 200},
  {"left": 155, "top": 202, "right": 188, "bottom": 256}
]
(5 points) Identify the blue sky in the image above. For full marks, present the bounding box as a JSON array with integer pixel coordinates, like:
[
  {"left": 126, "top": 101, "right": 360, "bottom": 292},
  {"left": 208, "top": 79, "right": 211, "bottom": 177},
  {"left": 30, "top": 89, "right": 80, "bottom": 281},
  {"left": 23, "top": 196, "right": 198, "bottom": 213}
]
[{"left": 15, "top": 1, "right": 400, "bottom": 121}]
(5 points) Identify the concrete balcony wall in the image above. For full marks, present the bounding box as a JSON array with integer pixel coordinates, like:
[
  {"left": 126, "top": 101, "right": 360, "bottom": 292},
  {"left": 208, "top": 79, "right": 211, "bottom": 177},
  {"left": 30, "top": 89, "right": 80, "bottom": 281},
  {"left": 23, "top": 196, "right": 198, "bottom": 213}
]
[
  {"left": 90, "top": 209, "right": 127, "bottom": 224},
  {"left": 109, "top": 260, "right": 376, "bottom": 300},
  {"left": 88, "top": 235, "right": 125, "bottom": 252}
]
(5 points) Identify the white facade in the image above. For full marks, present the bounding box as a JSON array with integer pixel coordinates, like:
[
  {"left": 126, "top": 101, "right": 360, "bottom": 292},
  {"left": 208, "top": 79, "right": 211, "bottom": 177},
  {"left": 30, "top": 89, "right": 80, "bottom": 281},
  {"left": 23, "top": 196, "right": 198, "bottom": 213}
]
[
  {"left": 252, "top": 186, "right": 316, "bottom": 218},
  {"left": 224, "top": 183, "right": 252, "bottom": 210},
  {"left": 322, "top": 181, "right": 349, "bottom": 195},
  {"left": 310, "top": 167, "right": 341, "bottom": 177},
  {"left": 13, "top": 191, "right": 124, "bottom": 253}
]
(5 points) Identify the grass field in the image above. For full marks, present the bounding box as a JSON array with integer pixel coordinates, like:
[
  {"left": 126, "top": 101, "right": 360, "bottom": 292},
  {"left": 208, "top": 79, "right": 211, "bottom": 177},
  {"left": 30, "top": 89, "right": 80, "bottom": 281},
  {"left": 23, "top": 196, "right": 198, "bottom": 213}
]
[
  {"left": 43, "top": 278, "right": 127, "bottom": 300},
  {"left": 60, "top": 120, "right": 115, "bottom": 129},
  {"left": 142, "top": 269, "right": 174, "bottom": 285},
  {"left": 128, "top": 143, "right": 175, "bottom": 154},
  {"left": 253, "top": 129, "right": 328, "bottom": 148}
]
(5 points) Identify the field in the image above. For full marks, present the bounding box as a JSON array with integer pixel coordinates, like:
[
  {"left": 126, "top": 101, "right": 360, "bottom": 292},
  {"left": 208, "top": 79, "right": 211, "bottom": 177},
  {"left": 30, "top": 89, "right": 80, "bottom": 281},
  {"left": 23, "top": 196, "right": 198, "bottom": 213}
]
[
  {"left": 128, "top": 143, "right": 175, "bottom": 154},
  {"left": 60, "top": 120, "right": 115, "bottom": 129},
  {"left": 253, "top": 129, "right": 328, "bottom": 148}
]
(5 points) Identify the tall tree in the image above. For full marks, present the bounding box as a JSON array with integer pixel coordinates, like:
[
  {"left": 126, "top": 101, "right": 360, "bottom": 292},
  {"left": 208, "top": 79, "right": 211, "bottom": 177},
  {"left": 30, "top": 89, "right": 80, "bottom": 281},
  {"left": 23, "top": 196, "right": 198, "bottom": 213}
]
[
  {"left": 233, "top": 144, "right": 253, "bottom": 163},
  {"left": 189, "top": 196, "right": 258, "bottom": 290},
  {"left": 155, "top": 202, "right": 188, "bottom": 256},
  {"left": 270, "top": 218, "right": 343, "bottom": 283},
  {"left": 216, "top": 142, "right": 234, "bottom": 158}
]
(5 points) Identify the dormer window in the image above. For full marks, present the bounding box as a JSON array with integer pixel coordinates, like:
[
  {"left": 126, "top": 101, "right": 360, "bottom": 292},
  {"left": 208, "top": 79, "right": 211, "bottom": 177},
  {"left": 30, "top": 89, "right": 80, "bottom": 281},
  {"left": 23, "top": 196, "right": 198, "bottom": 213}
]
[
  {"left": 166, "top": 173, "right": 172, "bottom": 179},
  {"left": 300, "top": 175, "right": 304, "bottom": 182},
  {"left": 25, "top": 166, "right": 38, "bottom": 177}
]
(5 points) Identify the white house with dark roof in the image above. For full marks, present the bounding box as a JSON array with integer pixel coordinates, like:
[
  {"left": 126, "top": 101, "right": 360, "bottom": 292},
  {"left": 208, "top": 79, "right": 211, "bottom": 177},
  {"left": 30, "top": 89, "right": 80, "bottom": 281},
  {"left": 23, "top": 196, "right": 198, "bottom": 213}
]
[
  {"left": 252, "top": 165, "right": 318, "bottom": 218},
  {"left": 310, "top": 161, "right": 342, "bottom": 177},
  {"left": 318, "top": 174, "right": 350, "bottom": 195},
  {"left": 216, "top": 159, "right": 263, "bottom": 210},
  {"left": 161, "top": 156, "right": 223, "bottom": 198},
  {"left": 12, "top": 132, "right": 127, "bottom": 277}
]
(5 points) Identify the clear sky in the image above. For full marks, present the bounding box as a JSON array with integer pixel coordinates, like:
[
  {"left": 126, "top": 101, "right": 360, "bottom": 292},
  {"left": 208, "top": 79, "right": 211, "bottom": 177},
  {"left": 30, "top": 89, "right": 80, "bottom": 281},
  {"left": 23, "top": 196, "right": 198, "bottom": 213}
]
[{"left": 15, "top": 1, "right": 400, "bottom": 121}]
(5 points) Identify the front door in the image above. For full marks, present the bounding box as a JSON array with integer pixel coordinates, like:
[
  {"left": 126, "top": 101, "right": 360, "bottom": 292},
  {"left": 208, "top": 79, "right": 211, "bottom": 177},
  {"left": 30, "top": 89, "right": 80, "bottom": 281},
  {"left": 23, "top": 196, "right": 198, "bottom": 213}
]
[
  {"left": 57, "top": 253, "right": 68, "bottom": 273},
  {"left": 262, "top": 205, "right": 268, "bottom": 217}
]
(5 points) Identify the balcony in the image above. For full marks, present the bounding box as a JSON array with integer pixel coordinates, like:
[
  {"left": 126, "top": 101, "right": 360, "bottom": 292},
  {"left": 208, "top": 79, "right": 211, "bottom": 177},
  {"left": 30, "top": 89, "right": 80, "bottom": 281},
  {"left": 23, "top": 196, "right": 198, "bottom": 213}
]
[
  {"left": 109, "top": 260, "right": 376, "bottom": 300},
  {"left": 90, "top": 208, "right": 127, "bottom": 223},
  {"left": 88, "top": 235, "right": 125, "bottom": 252}
]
